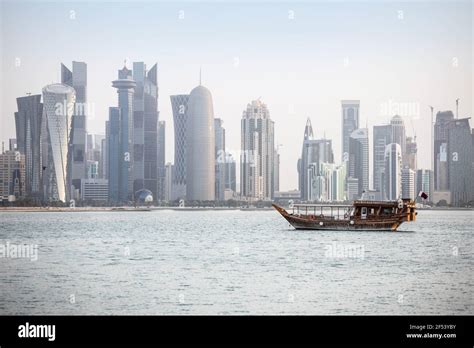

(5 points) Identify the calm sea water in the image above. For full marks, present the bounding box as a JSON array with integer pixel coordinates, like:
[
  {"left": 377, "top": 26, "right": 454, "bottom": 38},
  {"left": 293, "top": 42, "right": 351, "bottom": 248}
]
[{"left": 0, "top": 209, "right": 472, "bottom": 315}]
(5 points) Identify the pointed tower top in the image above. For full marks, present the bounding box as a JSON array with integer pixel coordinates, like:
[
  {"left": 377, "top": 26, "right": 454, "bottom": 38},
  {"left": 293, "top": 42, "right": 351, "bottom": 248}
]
[
  {"left": 199, "top": 66, "right": 202, "bottom": 86},
  {"left": 304, "top": 117, "right": 314, "bottom": 140}
]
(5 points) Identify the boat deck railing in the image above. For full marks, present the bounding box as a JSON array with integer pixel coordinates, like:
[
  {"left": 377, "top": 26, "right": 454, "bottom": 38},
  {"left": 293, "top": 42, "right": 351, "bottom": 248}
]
[
  {"left": 290, "top": 204, "right": 353, "bottom": 220},
  {"left": 292, "top": 203, "right": 352, "bottom": 208}
]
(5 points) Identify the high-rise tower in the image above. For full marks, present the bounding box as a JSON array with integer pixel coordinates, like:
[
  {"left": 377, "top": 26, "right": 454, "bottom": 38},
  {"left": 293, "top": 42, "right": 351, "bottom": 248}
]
[
  {"left": 170, "top": 94, "right": 189, "bottom": 200},
  {"left": 186, "top": 85, "right": 215, "bottom": 201},
  {"left": 448, "top": 118, "right": 474, "bottom": 206},
  {"left": 341, "top": 100, "right": 360, "bottom": 162},
  {"left": 110, "top": 66, "right": 136, "bottom": 202},
  {"left": 61, "top": 61, "right": 87, "bottom": 197},
  {"left": 401, "top": 167, "right": 415, "bottom": 200},
  {"left": 240, "top": 99, "right": 275, "bottom": 200},
  {"left": 298, "top": 118, "right": 314, "bottom": 199},
  {"left": 214, "top": 118, "right": 226, "bottom": 201},
  {"left": 373, "top": 124, "right": 392, "bottom": 192},
  {"left": 41, "top": 83, "right": 76, "bottom": 202},
  {"left": 434, "top": 111, "right": 454, "bottom": 190},
  {"left": 384, "top": 143, "right": 402, "bottom": 200},
  {"left": 297, "top": 118, "right": 334, "bottom": 201},
  {"left": 405, "top": 136, "right": 417, "bottom": 170},
  {"left": 131, "top": 62, "right": 159, "bottom": 199},
  {"left": 390, "top": 115, "right": 406, "bottom": 155},
  {"left": 14, "top": 94, "right": 43, "bottom": 199},
  {"left": 349, "top": 128, "right": 369, "bottom": 198},
  {"left": 157, "top": 120, "right": 166, "bottom": 201}
]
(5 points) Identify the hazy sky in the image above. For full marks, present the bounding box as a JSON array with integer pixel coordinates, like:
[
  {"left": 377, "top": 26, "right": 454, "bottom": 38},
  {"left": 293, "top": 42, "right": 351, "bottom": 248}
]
[{"left": 1, "top": 0, "right": 472, "bottom": 191}]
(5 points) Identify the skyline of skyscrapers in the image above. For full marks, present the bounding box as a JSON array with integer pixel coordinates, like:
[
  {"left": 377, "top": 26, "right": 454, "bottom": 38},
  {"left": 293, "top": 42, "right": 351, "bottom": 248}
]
[{"left": 3, "top": 59, "right": 473, "bottom": 206}]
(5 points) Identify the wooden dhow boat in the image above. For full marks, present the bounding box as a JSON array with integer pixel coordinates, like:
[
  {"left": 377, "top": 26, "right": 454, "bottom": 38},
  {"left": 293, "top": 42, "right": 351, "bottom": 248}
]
[{"left": 272, "top": 199, "right": 417, "bottom": 231}]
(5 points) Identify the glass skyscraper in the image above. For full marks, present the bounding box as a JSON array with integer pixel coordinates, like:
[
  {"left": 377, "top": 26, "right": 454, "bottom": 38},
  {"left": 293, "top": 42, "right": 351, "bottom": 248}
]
[
  {"left": 373, "top": 124, "right": 392, "bottom": 192},
  {"left": 132, "top": 62, "right": 159, "bottom": 200},
  {"left": 434, "top": 111, "right": 454, "bottom": 191},
  {"left": 384, "top": 143, "right": 402, "bottom": 200},
  {"left": 14, "top": 94, "right": 43, "bottom": 199},
  {"left": 109, "top": 66, "right": 136, "bottom": 202},
  {"left": 157, "top": 120, "right": 166, "bottom": 201},
  {"left": 214, "top": 118, "right": 226, "bottom": 201},
  {"left": 170, "top": 94, "right": 189, "bottom": 200},
  {"left": 448, "top": 118, "right": 474, "bottom": 206},
  {"left": 298, "top": 118, "right": 334, "bottom": 201},
  {"left": 349, "top": 128, "right": 369, "bottom": 198},
  {"left": 341, "top": 100, "right": 359, "bottom": 162},
  {"left": 240, "top": 99, "right": 275, "bottom": 200},
  {"left": 61, "top": 61, "right": 87, "bottom": 198},
  {"left": 41, "top": 83, "right": 76, "bottom": 202}
]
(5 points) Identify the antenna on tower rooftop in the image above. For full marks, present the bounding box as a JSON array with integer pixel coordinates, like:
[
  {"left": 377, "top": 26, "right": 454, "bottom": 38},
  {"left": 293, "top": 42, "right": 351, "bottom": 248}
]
[{"left": 199, "top": 66, "right": 202, "bottom": 86}]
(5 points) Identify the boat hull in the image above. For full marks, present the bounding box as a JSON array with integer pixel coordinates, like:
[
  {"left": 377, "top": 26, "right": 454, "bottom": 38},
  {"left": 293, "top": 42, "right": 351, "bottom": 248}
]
[
  {"left": 286, "top": 219, "right": 399, "bottom": 231},
  {"left": 272, "top": 204, "right": 402, "bottom": 231}
]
